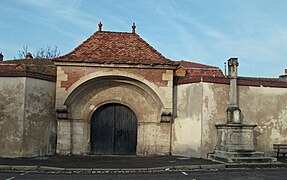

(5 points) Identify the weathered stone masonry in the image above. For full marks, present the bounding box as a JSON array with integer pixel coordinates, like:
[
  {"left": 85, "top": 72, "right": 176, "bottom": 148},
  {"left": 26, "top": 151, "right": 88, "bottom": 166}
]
[{"left": 55, "top": 64, "right": 175, "bottom": 155}]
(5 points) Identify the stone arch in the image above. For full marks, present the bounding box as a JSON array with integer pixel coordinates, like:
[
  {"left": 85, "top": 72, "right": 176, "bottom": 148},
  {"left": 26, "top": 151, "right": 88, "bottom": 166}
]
[
  {"left": 65, "top": 76, "right": 164, "bottom": 120},
  {"left": 63, "top": 70, "right": 164, "bottom": 108},
  {"left": 60, "top": 75, "right": 170, "bottom": 155}
]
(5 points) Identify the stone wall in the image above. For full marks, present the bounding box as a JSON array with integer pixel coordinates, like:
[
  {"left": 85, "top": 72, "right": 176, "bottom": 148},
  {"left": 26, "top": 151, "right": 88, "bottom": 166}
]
[
  {"left": 0, "top": 77, "right": 56, "bottom": 157},
  {"left": 173, "top": 82, "right": 287, "bottom": 158}
]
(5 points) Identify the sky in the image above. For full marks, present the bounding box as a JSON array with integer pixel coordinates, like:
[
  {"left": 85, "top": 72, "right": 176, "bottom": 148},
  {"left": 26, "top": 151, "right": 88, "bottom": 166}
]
[{"left": 0, "top": 0, "right": 286, "bottom": 77}]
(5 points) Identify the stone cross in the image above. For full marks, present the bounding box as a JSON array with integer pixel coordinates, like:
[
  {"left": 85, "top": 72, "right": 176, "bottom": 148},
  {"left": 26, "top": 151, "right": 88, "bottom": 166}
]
[
  {"left": 228, "top": 58, "right": 238, "bottom": 79},
  {"left": 227, "top": 58, "right": 242, "bottom": 124}
]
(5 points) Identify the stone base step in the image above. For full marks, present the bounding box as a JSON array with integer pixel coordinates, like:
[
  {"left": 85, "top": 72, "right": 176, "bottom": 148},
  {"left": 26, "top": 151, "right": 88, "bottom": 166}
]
[
  {"left": 213, "top": 150, "right": 265, "bottom": 158},
  {"left": 208, "top": 153, "right": 277, "bottom": 163}
]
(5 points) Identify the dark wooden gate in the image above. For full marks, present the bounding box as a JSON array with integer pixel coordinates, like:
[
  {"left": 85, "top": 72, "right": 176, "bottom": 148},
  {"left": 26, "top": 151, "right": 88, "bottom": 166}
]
[{"left": 91, "top": 103, "right": 137, "bottom": 155}]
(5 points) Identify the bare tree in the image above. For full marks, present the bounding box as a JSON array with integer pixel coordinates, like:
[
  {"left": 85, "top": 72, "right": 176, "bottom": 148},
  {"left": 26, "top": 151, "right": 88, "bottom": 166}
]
[{"left": 16, "top": 46, "right": 60, "bottom": 59}]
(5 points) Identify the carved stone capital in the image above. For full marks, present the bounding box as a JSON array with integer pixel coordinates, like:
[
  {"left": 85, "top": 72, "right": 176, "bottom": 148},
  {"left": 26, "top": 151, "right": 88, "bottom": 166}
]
[
  {"left": 161, "top": 111, "right": 172, "bottom": 123},
  {"left": 56, "top": 105, "right": 68, "bottom": 119}
]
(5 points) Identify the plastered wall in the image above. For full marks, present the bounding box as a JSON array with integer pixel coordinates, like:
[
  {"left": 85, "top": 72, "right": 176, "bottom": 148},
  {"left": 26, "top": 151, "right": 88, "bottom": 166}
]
[
  {"left": 0, "top": 77, "right": 56, "bottom": 157},
  {"left": 22, "top": 78, "right": 56, "bottom": 157},
  {"left": 174, "top": 82, "right": 287, "bottom": 158},
  {"left": 172, "top": 83, "right": 203, "bottom": 157},
  {"left": 0, "top": 78, "right": 25, "bottom": 157}
]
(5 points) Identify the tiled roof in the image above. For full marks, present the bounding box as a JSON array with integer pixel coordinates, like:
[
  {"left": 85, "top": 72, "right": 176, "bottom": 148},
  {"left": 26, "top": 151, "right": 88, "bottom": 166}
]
[
  {"left": 0, "top": 58, "right": 56, "bottom": 81},
  {"left": 0, "top": 70, "right": 56, "bottom": 82},
  {"left": 56, "top": 31, "right": 175, "bottom": 66},
  {"left": 176, "top": 60, "right": 224, "bottom": 77},
  {"left": 175, "top": 76, "right": 287, "bottom": 88},
  {"left": 178, "top": 60, "right": 218, "bottom": 69}
]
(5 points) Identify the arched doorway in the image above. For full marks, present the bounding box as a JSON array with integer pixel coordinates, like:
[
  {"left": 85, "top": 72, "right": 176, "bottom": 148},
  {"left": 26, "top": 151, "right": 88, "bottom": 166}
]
[{"left": 91, "top": 103, "right": 137, "bottom": 155}]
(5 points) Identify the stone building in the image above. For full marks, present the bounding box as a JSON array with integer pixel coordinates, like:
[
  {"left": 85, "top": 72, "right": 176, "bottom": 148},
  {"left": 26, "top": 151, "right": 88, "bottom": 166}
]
[
  {"left": 54, "top": 25, "right": 176, "bottom": 156},
  {"left": 0, "top": 25, "right": 287, "bottom": 158}
]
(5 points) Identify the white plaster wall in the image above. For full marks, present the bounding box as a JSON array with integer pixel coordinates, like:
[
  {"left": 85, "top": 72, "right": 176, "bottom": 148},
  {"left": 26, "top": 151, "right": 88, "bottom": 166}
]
[
  {"left": 201, "top": 83, "right": 229, "bottom": 157},
  {"left": 23, "top": 78, "right": 56, "bottom": 157},
  {"left": 172, "top": 83, "right": 203, "bottom": 157},
  {"left": 174, "top": 82, "right": 287, "bottom": 158},
  {"left": 239, "top": 86, "right": 287, "bottom": 156},
  {"left": 0, "top": 77, "right": 26, "bottom": 157},
  {"left": 201, "top": 83, "right": 287, "bottom": 157}
]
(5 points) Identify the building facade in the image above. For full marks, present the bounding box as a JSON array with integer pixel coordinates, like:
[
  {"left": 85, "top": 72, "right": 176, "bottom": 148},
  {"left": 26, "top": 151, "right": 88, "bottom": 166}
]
[{"left": 0, "top": 26, "right": 287, "bottom": 158}]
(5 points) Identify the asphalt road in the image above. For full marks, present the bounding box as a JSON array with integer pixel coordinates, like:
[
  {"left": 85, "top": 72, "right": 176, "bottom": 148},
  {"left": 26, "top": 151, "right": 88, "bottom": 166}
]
[{"left": 1, "top": 169, "right": 287, "bottom": 180}]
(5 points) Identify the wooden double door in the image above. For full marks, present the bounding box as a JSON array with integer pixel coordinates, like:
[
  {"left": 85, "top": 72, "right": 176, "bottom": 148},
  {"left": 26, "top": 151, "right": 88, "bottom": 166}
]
[{"left": 91, "top": 103, "right": 137, "bottom": 155}]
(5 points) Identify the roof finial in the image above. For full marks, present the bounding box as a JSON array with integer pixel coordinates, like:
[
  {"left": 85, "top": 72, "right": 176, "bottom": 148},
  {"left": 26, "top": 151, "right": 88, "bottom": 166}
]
[
  {"left": 0, "top": 52, "right": 3, "bottom": 61},
  {"left": 132, "top": 22, "right": 136, "bottom": 33},
  {"left": 98, "top": 22, "right": 103, "bottom": 32},
  {"left": 25, "top": 52, "right": 33, "bottom": 59}
]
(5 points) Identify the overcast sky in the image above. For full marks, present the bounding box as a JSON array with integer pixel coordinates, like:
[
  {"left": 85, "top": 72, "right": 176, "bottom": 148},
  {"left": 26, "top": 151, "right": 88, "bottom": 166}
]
[{"left": 1, "top": 0, "right": 286, "bottom": 77}]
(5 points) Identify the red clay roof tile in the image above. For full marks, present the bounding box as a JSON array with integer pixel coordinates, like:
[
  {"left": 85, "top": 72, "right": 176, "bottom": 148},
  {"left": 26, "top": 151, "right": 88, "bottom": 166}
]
[
  {"left": 56, "top": 31, "right": 175, "bottom": 65},
  {"left": 178, "top": 60, "right": 219, "bottom": 69},
  {"left": 176, "top": 60, "right": 224, "bottom": 77},
  {"left": 0, "top": 58, "right": 56, "bottom": 76}
]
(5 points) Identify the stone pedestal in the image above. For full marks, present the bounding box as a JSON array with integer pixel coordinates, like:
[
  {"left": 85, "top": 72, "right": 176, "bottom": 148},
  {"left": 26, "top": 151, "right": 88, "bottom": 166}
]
[
  {"left": 208, "top": 123, "right": 276, "bottom": 163},
  {"left": 208, "top": 58, "right": 276, "bottom": 164},
  {"left": 215, "top": 124, "right": 256, "bottom": 152}
]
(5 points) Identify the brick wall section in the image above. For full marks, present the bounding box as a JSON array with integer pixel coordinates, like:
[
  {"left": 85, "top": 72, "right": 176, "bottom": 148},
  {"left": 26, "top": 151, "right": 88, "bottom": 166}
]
[{"left": 60, "top": 66, "right": 168, "bottom": 90}]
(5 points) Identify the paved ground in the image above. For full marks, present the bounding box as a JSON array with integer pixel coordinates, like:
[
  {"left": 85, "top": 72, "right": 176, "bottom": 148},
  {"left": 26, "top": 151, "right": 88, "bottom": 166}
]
[
  {"left": 0, "top": 155, "right": 220, "bottom": 169},
  {"left": 0, "top": 155, "right": 286, "bottom": 173},
  {"left": 1, "top": 169, "right": 287, "bottom": 180}
]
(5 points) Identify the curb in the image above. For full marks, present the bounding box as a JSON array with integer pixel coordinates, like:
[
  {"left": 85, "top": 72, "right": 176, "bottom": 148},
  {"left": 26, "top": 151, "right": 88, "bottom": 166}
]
[
  {"left": 0, "top": 165, "right": 11, "bottom": 170},
  {"left": 200, "top": 164, "right": 225, "bottom": 170},
  {"left": 11, "top": 165, "right": 38, "bottom": 171},
  {"left": 38, "top": 166, "right": 65, "bottom": 171},
  {"left": 225, "top": 162, "right": 287, "bottom": 169}
]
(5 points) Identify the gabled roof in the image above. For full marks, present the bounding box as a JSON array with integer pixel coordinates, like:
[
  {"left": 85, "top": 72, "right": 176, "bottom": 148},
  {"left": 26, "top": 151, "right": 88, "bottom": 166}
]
[{"left": 56, "top": 31, "right": 175, "bottom": 66}]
